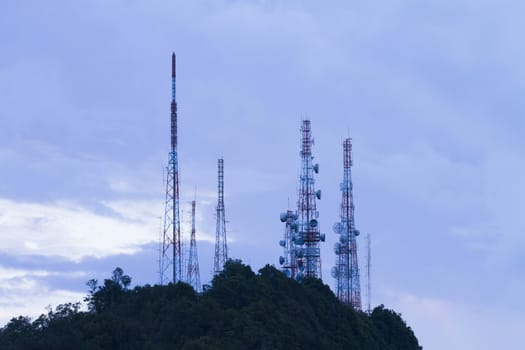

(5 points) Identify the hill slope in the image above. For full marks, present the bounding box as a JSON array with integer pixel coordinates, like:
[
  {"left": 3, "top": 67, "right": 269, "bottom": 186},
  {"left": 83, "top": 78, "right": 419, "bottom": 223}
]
[{"left": 0, "top": 261, "right": 421, "bottom": 349}]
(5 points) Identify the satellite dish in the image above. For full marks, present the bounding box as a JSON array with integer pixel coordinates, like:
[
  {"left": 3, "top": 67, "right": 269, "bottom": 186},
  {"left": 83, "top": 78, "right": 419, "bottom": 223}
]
[
  {"left": 333, "top": 222, "right": 343, "bottom": 234},
  {"left": 331, "top": 266, "right": 339, "bottom": 278},
  {"left": 279, "top": 212, "right": 288, "bottom": 222},
  {"left": 309, "top": 219, "right": 318, "bottom": 228},
  {"left": 334, "top": 242, "right": 341, "bottom": 255}
]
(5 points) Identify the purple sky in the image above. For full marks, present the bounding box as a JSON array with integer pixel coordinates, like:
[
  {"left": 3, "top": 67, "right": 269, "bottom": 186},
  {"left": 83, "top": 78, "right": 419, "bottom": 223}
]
[{"left": 1, "top": 1, "right": 525, "bottom": 348}]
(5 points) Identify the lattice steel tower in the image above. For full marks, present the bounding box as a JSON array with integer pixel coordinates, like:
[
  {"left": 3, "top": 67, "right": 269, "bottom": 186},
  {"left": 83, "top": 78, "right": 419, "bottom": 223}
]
[
  {"left": 278, "top": 209, "right": 298, "bottom": 279},
  {"left": 160, "top": 53, "right": 182, "bottom": 284},
  {"left": 332, "top": 138, "right": 361, "bottom": 309},
  {"left": 279, "top": 119, "right": 324, "bottom": 280},
  {"left": 214, "top": 158, "right": 228, "bottom": 274},
  {"left": 186, "top": 199, "right": 201, "bottom": 292},
  {"left": 366, "top": 233, "right": 371, "bottom": 314}
]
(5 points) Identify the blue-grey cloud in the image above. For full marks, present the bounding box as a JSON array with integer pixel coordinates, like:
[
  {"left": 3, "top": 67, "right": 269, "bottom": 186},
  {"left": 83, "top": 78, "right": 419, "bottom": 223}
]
[{"left": 1, "top": 1, "right": 524, "bottom": 348}]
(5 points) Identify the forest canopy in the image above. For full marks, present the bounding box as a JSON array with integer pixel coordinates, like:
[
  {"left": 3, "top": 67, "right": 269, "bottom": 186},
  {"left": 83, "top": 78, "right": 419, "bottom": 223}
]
[{"left": 0, "top": 260, "right": 421, "bottom": 349}]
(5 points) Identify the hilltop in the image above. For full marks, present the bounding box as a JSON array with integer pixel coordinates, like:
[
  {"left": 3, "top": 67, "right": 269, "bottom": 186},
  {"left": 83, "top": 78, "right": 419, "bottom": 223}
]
[{"left": 0, "top": 261, "right": 421, "bottom": 349}]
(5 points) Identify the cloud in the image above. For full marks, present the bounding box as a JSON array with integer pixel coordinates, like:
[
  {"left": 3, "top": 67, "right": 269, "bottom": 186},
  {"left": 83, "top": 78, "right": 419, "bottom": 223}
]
[
  {"left": 386, "top": 292, "right": 525, "bottom": 350},
  {"left": 0, "top": 198, "right": 161, "bottom": 262},
  {"left": 443, "top": 149, "right": 525, "bottom": 262},
  {"left": 0, "top": 194, "right": 220, "bottom": 263},
  {"left": 1, "top": 1, "right": 525, "bottom": 347},
  {"left": 0, "top": 265, "right": 86, "bottom": 326},
  {"left": 104, "top": 199, "right": 217, "bottom": 245}
]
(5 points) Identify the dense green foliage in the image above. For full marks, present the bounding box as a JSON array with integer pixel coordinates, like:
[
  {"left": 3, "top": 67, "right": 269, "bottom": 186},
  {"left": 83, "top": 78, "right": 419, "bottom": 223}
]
[{"left": 0, "top": 261, "right": 421, "bottom": 349}]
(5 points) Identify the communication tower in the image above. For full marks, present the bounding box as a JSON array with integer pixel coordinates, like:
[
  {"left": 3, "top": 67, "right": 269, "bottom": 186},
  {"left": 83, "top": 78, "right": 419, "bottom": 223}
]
[
  {"left": 366, "top": 233, "right": 371, "bottom": 314},
  {"left": 186, "top": 200, "right": 201, "bottom": 292},
  {"left": 160, "top": 53, "right": 182, "bottom": 284},
  {"left": 278, "top": 210, "right": 298, "bottom": 278},
  {"left": 332, "top": 138, "right": 361, "bottom": 309},
  {"left": 214, "top": 158, "right": 228, "bottom": 274},
  {"left": 279, "top": 119, "right": 324, "bottom": 280}
]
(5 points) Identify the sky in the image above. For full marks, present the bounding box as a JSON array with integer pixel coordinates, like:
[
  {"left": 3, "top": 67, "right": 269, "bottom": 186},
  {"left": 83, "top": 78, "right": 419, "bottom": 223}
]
[{"left": 1, "top": 0, "right": 525, "bottom": 348}]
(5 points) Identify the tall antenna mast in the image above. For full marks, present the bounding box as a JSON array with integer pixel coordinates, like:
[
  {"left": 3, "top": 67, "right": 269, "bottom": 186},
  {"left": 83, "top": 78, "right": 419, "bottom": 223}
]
[
  {"left": 366, "top": 233, "right": 371, "bottom": 314},
  {"left": 214, "top": 158, "right": 228, "bottom": 274},
  {"left": 160, "top": 52, "right": 183, "bottom": 284},
  {"left": 186, "top": 199, "right": 201, "bottom": 292},
  {"left": 332, "top": 138, "right": 361, "bottom": 309},
  {"left": 279, "top": 119, "right": 324, "bottom": 280}
]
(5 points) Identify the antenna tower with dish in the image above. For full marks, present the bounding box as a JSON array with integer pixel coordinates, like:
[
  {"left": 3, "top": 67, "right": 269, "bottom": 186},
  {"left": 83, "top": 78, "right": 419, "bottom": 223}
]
[
  {"left": 279, "top": 119, "right": 324, "bottom": 280},
  {"left": 332, "top": 138, "right": 361, "bottom": 309}
]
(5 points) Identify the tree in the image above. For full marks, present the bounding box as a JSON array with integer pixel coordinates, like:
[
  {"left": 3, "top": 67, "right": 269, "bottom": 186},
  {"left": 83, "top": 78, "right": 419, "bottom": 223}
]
[
  {"left": 85, "top": 267, "right": 131, "bottom": 313},
  {"left": 0, "top": 263, "right": 422, "bottom": 349}
]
